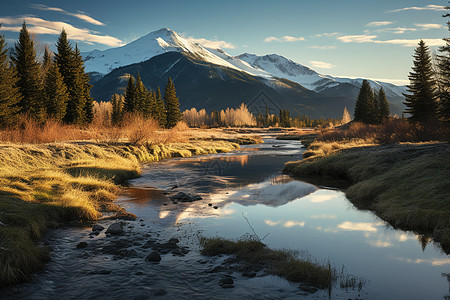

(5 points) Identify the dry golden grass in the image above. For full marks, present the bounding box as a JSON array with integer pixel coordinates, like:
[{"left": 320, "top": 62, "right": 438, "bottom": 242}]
[{"left": 0, "top": 137, "right": 242, "bottom": 286}]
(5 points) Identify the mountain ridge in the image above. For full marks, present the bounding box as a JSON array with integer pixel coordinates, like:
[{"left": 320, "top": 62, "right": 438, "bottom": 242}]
[{"left": 84, "top": 28, "right": 407, "bottom": 118}]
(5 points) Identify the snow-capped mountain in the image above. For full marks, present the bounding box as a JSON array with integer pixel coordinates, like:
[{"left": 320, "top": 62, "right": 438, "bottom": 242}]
[
  {"left": 83, "top": 28, "right": 240, "bottom": 75},
  {"left": 84, "top": 27, "right": 406, "bottom": 100},
  {"left": 84, "top": 27, "right": 407, "bottom": 117},
  {"left": 234, "top": 53, "right": 406, "bottom": 98}
]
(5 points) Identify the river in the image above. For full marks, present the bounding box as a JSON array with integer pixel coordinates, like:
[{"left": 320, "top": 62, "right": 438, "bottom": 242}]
[{"left": 2, "top": 137, "right": 449, "bottom": 299}]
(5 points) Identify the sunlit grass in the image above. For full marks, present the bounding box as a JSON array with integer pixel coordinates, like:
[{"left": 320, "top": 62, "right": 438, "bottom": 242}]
[{"left": 0, "top": 138, "right": 242, "bottom": 286}]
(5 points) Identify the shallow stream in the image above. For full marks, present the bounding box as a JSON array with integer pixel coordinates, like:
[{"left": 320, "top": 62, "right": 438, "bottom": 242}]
[{"left": 2, "top": 137, "right": 449, "bottom": 299}]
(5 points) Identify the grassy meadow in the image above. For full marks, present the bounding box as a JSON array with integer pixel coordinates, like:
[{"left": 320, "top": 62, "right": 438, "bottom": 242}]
[{"left": 0, "top": 116, "right": 251, "bottom": 286}]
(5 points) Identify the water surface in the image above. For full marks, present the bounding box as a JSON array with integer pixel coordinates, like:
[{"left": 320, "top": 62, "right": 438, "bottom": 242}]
[{"left": 2, "top": 138, "right": 448, "bottom": 299}]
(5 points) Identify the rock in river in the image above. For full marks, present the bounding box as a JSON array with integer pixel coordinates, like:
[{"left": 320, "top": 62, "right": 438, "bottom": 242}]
[
  {"left": 92, "top": 224, "right": 104, "bottom": 232},
  {"left": 145, "top": 251, "right": 161, "bottom": 262},
  {"left": 105, "top": 223, "right": 124, "bottom": 235}
]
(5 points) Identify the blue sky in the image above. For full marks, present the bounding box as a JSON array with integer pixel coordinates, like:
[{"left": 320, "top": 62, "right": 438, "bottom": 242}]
[{"left": 0, "top": 0, "right": 448, "bottom": 84}]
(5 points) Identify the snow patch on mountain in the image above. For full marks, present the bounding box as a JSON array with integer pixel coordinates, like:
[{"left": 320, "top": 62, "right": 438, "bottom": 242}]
[
  {"left": 83, "top": 28, "right": 240, "bottom": 75},
  {"left": 83, "top": 27, "right": 406, "bottom": 98}
]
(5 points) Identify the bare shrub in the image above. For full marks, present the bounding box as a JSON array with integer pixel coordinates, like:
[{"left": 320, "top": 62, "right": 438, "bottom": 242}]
[
  {"left": 0, "top": 115, "right": 94, "bottom": 144},
  {"left": 120, "top": 113, "right": 160, "bottom": 145}
]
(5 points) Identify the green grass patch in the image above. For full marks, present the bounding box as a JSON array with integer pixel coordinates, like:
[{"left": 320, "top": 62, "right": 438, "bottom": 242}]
[{"left": 200, "top": 236, "right": 334, "bottom": 289}]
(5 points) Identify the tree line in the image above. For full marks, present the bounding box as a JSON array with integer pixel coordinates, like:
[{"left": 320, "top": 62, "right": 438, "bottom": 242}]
[
  {"left": 354, "top": 5, "right": 449, "bottom": 125},
  {"left": 0, "top": 22, "right": 93, "bottom": 127},
  {"left": 111, "top": 75, "right": 181, "bottom": 128},
  {"left": 183, "top": 104, "right": 341, "bottom": 128}
]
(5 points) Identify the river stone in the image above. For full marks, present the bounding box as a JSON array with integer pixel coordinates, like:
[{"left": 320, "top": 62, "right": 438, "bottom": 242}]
[
  {"left": 219, "top": 277, "right": 234, "bottom": 285},
  {"left": 145, "top": 251, "right": 161, "bottom": 262},
  {"left": 105, "top": 222, "right": 124, "bottom": 235},
  {"left": 170, "top": 192, "right": 193, "bottom": 202},
  {"left": 168, "top": 238, "right": 179, "bottom": 244},
  {"left": 76, "top": 241, "right": 88, "bottom": 249},
  {"left": 92, "top": 224, "right": 104, "bottom": 232}
]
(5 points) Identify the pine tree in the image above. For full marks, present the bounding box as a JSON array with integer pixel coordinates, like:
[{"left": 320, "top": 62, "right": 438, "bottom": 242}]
[
  {"left": 377, "top": 87, "right": 390, "bottom": 122},
  {"left": 437, "top": 3, "right": 450, "bottom": 122},
  {"left": 134, "top": 74, "right": 148, "bottom": 115},
  {"left": 12, "top": 22, "right": 45, "bottom": 121},
  {"left": 354, "top": 80, "right": 375, "bottom": 124},
  {"left": 163, "top": 77, "right": 181, "bottom": 128},
  {"left": 44, "top": 61, "right": 69, "bottom": 120},
  {"left": 123, "top": 75, "right": 137, "bottom": 113},
  {"left": 403, "top": 40, "right": 438, "bottom": 123},
  {"left": 74, "top": 46, "right": 93, "bottom": 124},
  {"left": 111, "top": 93, "right": 123, "bottom": 124},
  {"left": 41, "top": 46, "right": 52, "bottom": 78},
  {"left": 154, "top": 86, "right": 165, "bottom": 126},
  {"left": 0, "top": 30, "right": 21, "bottom": 127},
  {"left": 55, "top": 31, "right": 85, "bottom": 124},
  {"left": 142, "top": 90, "right": 154, "bottom": 119}
]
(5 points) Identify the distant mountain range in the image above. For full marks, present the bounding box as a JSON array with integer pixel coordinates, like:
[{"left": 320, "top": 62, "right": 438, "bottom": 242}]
[{"left": 83, "top": 28, "right": 407, "bottom": 118}]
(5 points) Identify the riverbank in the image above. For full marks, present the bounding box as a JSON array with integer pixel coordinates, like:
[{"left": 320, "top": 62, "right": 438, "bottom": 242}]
[
  {"left": 284, "top": 139, "right": 450, "bottom": 253},
  {"left": 0, "top": 136, "right": 247, "bottom": 286}
]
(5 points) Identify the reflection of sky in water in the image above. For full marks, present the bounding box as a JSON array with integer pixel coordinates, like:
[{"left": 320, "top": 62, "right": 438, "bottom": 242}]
[{"left": 125, "top": 138, "right": 449, "bottom": 300}]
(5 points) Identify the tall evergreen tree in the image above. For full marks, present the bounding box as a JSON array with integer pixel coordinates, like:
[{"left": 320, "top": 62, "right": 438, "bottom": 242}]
[
  {"left": 154, "top": 86, "right": 165, "bottom": 126},
  {"left": 163, "top": 77, "right": 181, "bottom": 128},
  {"left": 134, "top": 74, "right": 148, "bottom": 115},
  {"left": 111, "top": 93, "right": 123, "bottom": 125},
  {"left": 41, "top": 46, "right": 52, "bottom": 78},
  {"left": 377, "top": 87, "right": 390, "bottom": 122},
  {"left": 0, "top": 30, "right": 21, "bottom": 126},
  {"left": 12, "top": 22, "right": 45, "bottom": 121},
  {"left": 55, "top": 31, "right": 85, "bottom": 124},
  {"left": 74, "top": 45, "right": 93, "bottom": 124},
  {"left": 403, "top": 40, "right": 438, "bottom": 123},
  {"left": 437, "top": 3, "right": 450, "bottom": 122},
  {"left": 43, "top": 61, "right": 69, "bottom": 120},
  {"left": 123, "top": 75, "right": 137, "bottom": 113},
  {"left": 354, "top": 80, "right": 375, "bottom": 124},
  {"left": 142, "top": 90, "right": 154, "bottom": 119}
]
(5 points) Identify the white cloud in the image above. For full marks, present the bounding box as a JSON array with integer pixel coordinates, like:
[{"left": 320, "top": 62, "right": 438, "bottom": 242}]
[
  {"left": 378, "top": 38, "right": 445, "bottom": 47},
  {"left": 265, "top": 219, "right": 281, "bottom": 226},
  {"left": 338, "top": 34, "right": 445, "bottom": 47},
  {"left": 187, "top": 37, "right": 235, "bottom": 49},
  {"left": 415, "top": 23, "right": 444, "bottom": 30},
  {"left": 264, "top": 219, "right": 305, "bottom": 228},
  {"left": 0, "top": 17, "right": 124, "bottom": 47},
  {"left": 338, "top": 221, "right": 381, "bottom": 232},
  {"left": 316, "top": 32, "right": 340, "bottom": 37},
  {"left": 309, "top": 60, "right": 336, "bottom": 69},
  {"left": 390, "top": 27, "right": 417, "bottom": 34},
  {"left": 283, "top": 221, "right": 305, "bottom": 228},
  {"left": 31, "top": 4, "right": 105, "bottom": 26},
  {"left": 310, "top": 45, "right": 337, "bottom": 50},
  {"left": 366, "top": 21, "right": 393, "bottom": 27},
  {"left": 264, "top": 35, "right": 305, "bottom": 42},
  {"left": 389, "top": 5, "right": 447, "bottom": 13},
  {"left": 338, "top": 35, "right": 378, "bottom": 43}
]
